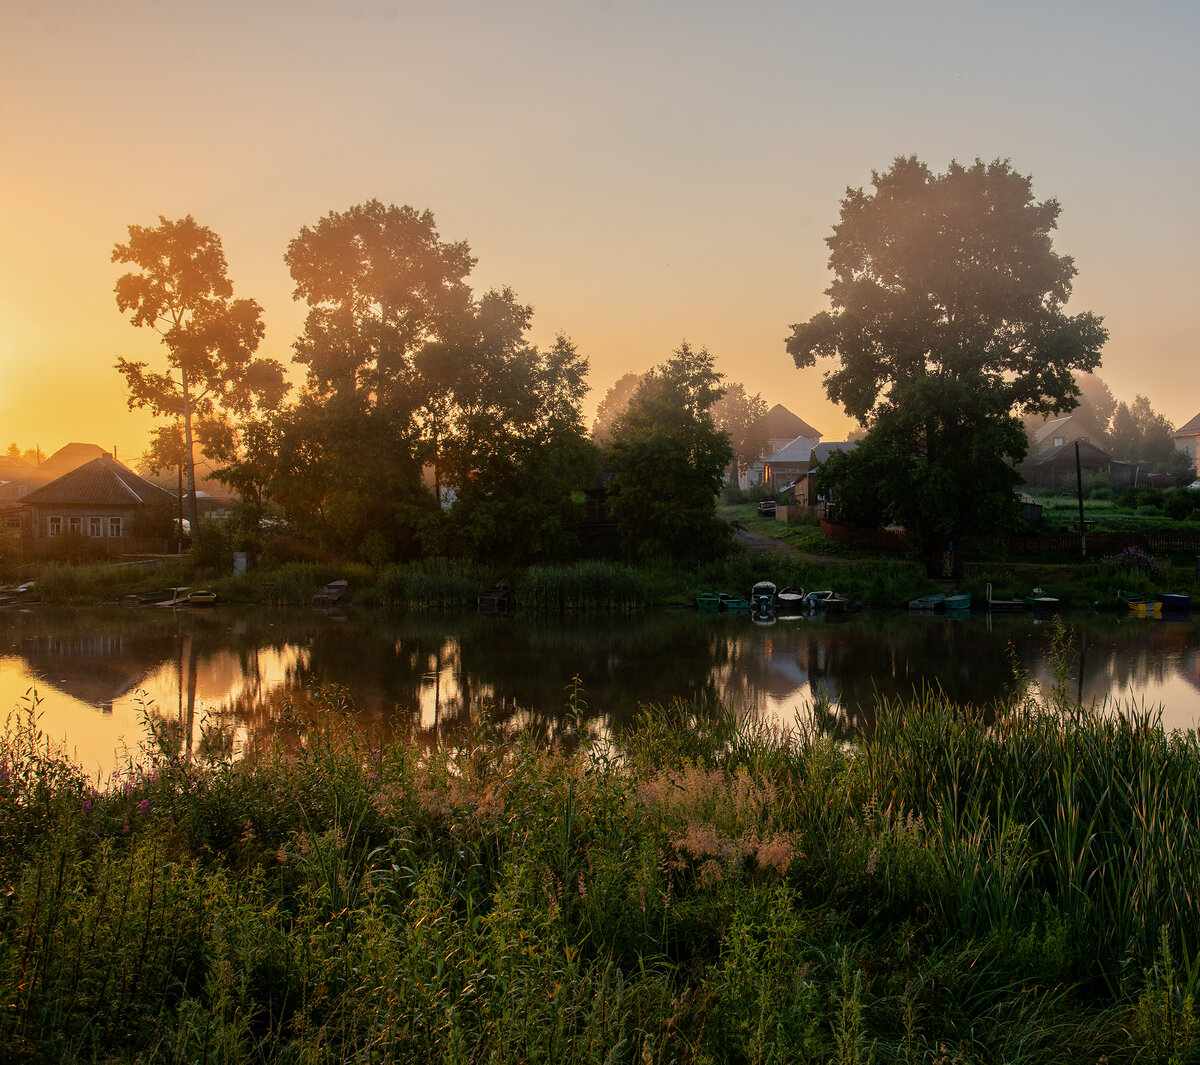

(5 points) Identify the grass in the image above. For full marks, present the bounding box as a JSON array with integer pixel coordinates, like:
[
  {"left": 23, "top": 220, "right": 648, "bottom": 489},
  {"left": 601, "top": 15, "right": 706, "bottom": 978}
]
[{"left": 3, "top": 622, "right": 1199, "bottom": 1062}]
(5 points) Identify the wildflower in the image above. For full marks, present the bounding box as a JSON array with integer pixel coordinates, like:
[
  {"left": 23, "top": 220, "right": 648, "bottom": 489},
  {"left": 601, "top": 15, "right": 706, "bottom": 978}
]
[
  {"left": 121, "top": 824, "right": 130, "bottom": 835},
  {"left": 137, "top": 799, "right": 151, "bottom": 816},
  {"left": 82, "top": 799, "right": 93, "bottom": 813}
]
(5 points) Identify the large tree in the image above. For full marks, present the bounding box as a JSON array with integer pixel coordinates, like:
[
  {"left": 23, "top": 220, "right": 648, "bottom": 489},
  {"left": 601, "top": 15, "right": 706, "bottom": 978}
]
[
  {"left": 712, "top": 381, "right": 768, "bottom": 481},
  {"left": 268, "top": 201, "right": 597, "bottom": 563},
  {"left": 787, "top": 156, "right": 1107, "bottom": 547},
  {"left": 113, "top": 216, "right": 288, "bottom": 534},
  {"left": 606, "top": 342, "right": 733, "bottom": 563}
]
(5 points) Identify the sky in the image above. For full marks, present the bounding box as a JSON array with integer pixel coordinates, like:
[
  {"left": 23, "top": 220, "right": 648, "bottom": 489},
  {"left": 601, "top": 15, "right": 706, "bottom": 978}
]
[{"left": 2, "top": 0, "right": 1198, "bottom": 467}]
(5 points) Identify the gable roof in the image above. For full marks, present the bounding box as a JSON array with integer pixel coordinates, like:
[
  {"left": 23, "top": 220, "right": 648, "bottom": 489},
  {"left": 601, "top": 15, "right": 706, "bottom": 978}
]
[
  {"left": 765, "top": 434, "right": 819, "bottom": 463},
  {"left": 40, "top": 442, "right": 111, "bottom": 473},
  {"left": 811, "top": 440, "right": 860, "bottom": 464},
  {"left": 1174, "top": 411, "right": 1200, "bottom": 438},
  {"left": 22, "top": 455, "right": 176, "bottom": 508},
  {"left": 762, "top": 404, "right": 821, "bottom": 441}
]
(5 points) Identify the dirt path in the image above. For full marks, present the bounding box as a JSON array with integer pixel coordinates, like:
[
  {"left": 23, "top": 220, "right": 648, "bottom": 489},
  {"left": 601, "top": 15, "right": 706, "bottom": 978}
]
[{"left": 726, "top": 520, "right": 847, "bottom": 564}]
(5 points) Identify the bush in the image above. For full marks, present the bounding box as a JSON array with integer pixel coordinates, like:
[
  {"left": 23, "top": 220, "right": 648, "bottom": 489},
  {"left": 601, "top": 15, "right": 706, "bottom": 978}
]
[{"left": 1117, "top": 485, "right": 1164, "bottom": 511}]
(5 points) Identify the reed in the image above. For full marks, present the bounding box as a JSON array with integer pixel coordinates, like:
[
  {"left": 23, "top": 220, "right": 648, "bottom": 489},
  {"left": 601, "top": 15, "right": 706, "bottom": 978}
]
[{"left": 517, "top": 561, "right": 654, "bottom": 614}]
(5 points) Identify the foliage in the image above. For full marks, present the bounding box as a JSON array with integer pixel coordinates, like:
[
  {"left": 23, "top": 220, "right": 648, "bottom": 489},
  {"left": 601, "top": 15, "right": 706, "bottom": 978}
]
[
  {"left": 516, "top": 562, "right": 654, "bottom": 613},
  {"left": 788, "top": 156, "right": 1107, "bottom": 550},
  {"left": 711, "top": 380, "right": 768, "bottom": 480},
  {"left": 250, "top": 201, "right": 598, "bottom": 565},
  {"left": 1100, "top": 545, "right": 1163, "bottom": 578},
  {"left": 590, "top": 371, "right": 645, "bottom": 444},
  {"left": 606, "top": 342, "right": 735, "bottom": 565},
  {"left": 113, "top": 216, "right": 289, "bottom": 534},
  {"left": 1109, "top": 394, "right": 1180, "bottom": 471},
  {"left": 10, "top": 659, "right": 1195, "bottom": 1062}
]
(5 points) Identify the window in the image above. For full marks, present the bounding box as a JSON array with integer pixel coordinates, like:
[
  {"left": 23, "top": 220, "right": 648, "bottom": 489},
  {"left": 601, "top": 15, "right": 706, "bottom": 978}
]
[
  {"left": 108, "top": 516, "right": 123, "bottom": 537},
  {"left": 1053, "top": 437, "right": 1065, "bottom": 447},
  {"left": 89, "top": 516, "right": 103, "bottom": 537},
  {"left": 48, "top": 517, "right": 62, "bottom": 537},
  {"left": 68, "top": 516, "right": 82, "bottom": 534}
]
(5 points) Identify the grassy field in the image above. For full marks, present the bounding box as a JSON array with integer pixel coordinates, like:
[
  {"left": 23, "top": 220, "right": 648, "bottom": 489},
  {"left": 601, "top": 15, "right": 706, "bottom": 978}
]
[{"left": 3, "top": 622, "right": 1200, "bottom": 1063}]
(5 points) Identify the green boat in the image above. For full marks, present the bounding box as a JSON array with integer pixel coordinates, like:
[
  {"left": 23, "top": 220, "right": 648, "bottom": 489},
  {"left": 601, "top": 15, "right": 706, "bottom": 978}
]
[{"left": 696, "top": 592, "right": 721, "bottom": 614}]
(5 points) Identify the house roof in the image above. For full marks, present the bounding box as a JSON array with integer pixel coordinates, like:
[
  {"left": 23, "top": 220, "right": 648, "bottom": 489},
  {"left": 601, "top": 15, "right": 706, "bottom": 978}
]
[
  {"left": 1032, "top": 415, "right": 1074, "bottom": 445},
  {"left": 762, "top": 404, "right": 821, "bottom": 441},
  {"left": 1174, "top": 411, "right": 1200, "bottom": 438},
  {"left": 764, "top": 434, "right": 819, "bottom": 464},
  {"left": 22, "top": 455, "right": 177, "bottom": 508},
  {"left": 1029, "top": 438, "right": 1112, "bottom": 467},
  {"left": 40, "top": 442, "right": 111, "bottom": 472},
  {"left": 811, "top": 440, "right": 860, "bottom": 464}
]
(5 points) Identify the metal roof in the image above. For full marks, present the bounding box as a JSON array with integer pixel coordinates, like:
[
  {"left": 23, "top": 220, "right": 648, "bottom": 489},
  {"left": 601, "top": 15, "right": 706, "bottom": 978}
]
[{"left": 22, "top": 455, "right": 177, "bottom": 507}]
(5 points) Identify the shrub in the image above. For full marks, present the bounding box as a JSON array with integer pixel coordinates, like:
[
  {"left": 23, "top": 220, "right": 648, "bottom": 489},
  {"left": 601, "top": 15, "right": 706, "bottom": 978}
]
[{"left": 1100, "top": 545, "right": 1163, "bottom": 578}]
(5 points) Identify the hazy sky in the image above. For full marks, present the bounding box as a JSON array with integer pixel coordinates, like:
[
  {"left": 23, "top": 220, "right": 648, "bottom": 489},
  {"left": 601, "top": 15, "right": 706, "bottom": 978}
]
[{"left": 2, "top": 0, "right": 1197, "bottom": 465}]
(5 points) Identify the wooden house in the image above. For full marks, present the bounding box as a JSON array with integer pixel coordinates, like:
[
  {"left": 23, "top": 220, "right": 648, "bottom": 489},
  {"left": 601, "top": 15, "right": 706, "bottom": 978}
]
[
  {"left": 1173, "top": 411, "right": 1200, "bottom": 472},
  {"left": 20, "top": 454, "right": 178, "bottom": 556}
]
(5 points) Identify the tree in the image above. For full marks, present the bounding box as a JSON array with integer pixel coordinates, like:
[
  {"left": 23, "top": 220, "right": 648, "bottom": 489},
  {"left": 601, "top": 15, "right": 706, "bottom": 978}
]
[
  {"left": 591, "top": 372, "right": 645, "bottom": 443},
  {"left": 113, "top": 216, "right": 288, "bottom": 534},
  {"left": 269, "top": 201, "right": 598, "bottom": 564},
  {"left": 1109, "top": 394, "right": 1181, "bottom": 472},
  {"left": 787, "top": 156, "right": 1107, "bottom": 548},
  {"left": 606, "top": 342, "right": 733, "bottom": 563},
  {"left": 712, "top": 381, "right": 768, "bottom": 481}
]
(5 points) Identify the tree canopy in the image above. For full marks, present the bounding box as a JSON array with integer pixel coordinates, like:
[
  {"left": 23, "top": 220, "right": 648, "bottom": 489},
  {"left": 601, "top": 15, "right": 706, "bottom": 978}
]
[
  {"left": 606, "top": 342, "right": 733, "bottom": 563},
  {"left": 788, "top": 156, "right": 1107, "bottom": 546},
  {"left": 233, "top": 201, "right": 598, "bottom": 564},
  {"left": 113, "top": 216, "right": 289, "bottom": 533},
  {"left": 1109, "top": 394, "right": 1189, "bottom": 475}
]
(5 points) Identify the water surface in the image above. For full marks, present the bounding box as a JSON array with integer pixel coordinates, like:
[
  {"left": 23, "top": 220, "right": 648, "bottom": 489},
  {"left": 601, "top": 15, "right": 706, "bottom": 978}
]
[{"left": 1, "top": 604, "right": 1197, "bottom": 778}]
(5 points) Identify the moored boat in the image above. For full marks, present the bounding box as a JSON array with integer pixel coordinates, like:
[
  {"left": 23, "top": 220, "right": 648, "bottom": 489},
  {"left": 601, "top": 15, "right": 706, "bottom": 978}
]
[
  {"left": 696, "top": 591, "right": 721, "bottom": 613},
  {"left": 908, "top": 593, "right": 946, "bottom": 612},
  {"left": 943, "top": 591, "right": 971, "bottom": 611},
  {"left": 1024, "top": 588, "right": 1059, "bottom": 611},
  {"left": 718, "top": 592, "right": 749, "bottom": 614},
  {"left": 775, "top": 587, "right": 806, "bottom": 615},
  {"left": 1156, "top": 592, "right": 1192, "bottom": 612},
  {"left": 314, "top": 579, "right": 349, "bottom": 605},
  {"left": 187, "top": 590, "right": 218, "bottom": 607},
  {"left": 750, "top": 580, "right": 777, "bottom": 615}
]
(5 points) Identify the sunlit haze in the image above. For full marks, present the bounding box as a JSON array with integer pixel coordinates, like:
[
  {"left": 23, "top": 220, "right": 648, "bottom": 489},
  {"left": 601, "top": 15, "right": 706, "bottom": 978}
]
[{"left": 2, "top": 0, "right": 1197, "bottom": 464}]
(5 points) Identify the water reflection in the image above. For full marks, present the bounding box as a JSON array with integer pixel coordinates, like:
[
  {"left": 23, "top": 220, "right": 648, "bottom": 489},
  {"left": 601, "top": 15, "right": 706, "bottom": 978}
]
[{"left": 1, "top": 605, "right": 1197, "bottom": 777}]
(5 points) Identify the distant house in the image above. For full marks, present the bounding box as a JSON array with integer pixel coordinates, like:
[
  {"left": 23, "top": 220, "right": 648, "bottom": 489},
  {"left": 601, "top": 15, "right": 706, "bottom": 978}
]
[
  {"left": 744, "top": 405, "right": 821, "bottom": 488},
  {"left": 762, "top": 435, "right": 820, "bottom": 493},
  {"left": 21, "top": 454, "right": 178, "bottom": 555},
  {"left": 1028, "top": 413, "right": 1105, "bottom": 458},
  {"left": 1173, "top": 411, "right": 1200, "bottom": 471},
  {"left": 794, "top": 441, "right": 859, "bottom": 506},
  {"left": 1019, "top": 438, "right": 1133, "bottom": 490}
]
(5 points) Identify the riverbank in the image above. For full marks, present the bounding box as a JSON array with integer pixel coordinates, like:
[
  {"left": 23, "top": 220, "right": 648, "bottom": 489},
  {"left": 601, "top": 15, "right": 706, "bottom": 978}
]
[{"left": 2, "top": 635, "right": 1195, "bottom": 1063}]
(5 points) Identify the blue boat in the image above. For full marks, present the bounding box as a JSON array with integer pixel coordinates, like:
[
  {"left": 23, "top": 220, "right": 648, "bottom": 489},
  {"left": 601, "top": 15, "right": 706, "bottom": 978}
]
[
  {"left": 718, "top": 593, "right": 750, "bottom": 614},
  {"left": 1157, "top": 592, "right": 1192, "bottom": 612}
]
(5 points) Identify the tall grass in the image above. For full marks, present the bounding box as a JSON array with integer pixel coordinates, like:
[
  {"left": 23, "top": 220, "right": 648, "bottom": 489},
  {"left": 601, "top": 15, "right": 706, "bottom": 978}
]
[
  {"left": 5, "top": 635, "right": 1199, "bottom": 1062},
  {"left": 517, "top": 562, "right": 654, "bottom": 614}
]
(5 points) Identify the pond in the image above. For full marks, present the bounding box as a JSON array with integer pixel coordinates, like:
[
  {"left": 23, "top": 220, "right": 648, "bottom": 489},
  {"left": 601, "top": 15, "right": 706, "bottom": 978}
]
[{"left": 1, "top": 603, "right": 1198, "bottom": 779}]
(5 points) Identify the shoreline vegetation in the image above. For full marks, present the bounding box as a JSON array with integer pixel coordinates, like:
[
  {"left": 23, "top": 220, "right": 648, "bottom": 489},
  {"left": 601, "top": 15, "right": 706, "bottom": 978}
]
[{"left": 4, "top": 622, "right": 1200, "bottom": 1062}]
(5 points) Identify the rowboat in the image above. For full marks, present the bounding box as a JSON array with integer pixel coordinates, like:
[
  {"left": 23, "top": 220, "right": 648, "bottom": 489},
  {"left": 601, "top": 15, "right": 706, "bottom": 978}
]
[
  {"left": 1156, "top": 592, "right": 1192, "bottom": 612},
  {"left": 775, "top": 587, "right": 807, "bottom": 615},
  {"left": 696, "top": 591, "right": 721, "bottom": 613},
  {"left": 187, "top": 590, "right": 218, "bottom": 607},
  {"left": 314, "top": 579, "right": 349, "bottom": 605},
  {"left": 1024, "top": 588, "right": 1059, "bottom": 611},
  {"left": 908, "top": 593, "right": 946, "bottom": 612},
  {"left": 718, "top": 593, "right": 749, "bottom": 614}
]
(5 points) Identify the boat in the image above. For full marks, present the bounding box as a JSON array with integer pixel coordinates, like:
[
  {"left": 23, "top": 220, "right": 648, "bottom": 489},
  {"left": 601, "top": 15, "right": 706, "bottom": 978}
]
[
  {"left": 986, "top": 583, "right": 1028, "bottom": 613},
  {"left": 1024, "top": 588, "right": 1059, "bottom": 611},
  {"left": 908, "top": 593, "right": 946, "bottom": 613},
  {"left": 750, "top": 580, "right": 777, "bottom": 616},
  {"left": 1127, "top": 600, "right": 1162, "bottom": 619},
  {"left": 313, "top": 579, "right": 349, "bottom": 605},
  {"left": 477, "top": 580, "right": 515, "bottom": 615},
  {"left": 718, "top": 593, "right": 749, "bottom": 614},
  {"left": 775, "top": 587, "right": 807, "bottom": 615},
  {"left": 807, "top": 590, "right": 860, "bottom": 614},
  {"left": 1156, "top": 592, "right": 1192, "bottom": 612},
  {"left": 134, "top": 586, "right": 189, "bottom": 605},
  {"left": 187, "top": 590, "right": 218, "bottom": 607},
  {"left": 696, "top": 591, "right": 721, "bottom": 614},
  {"left": 0, "top": 581, "right": 37, "bottom": 607},
  {"left": 943, "top": 591, "right": 971, "bottom": 611}
]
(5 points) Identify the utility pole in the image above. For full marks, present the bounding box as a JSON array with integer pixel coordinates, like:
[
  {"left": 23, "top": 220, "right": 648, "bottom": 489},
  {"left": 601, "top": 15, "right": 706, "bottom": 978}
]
[{"left": 1075, "top": 442, "right": 1087, "bottom": 558}]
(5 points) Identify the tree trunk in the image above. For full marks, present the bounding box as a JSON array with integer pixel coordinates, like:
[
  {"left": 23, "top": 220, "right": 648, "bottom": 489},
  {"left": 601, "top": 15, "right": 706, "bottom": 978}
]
[{"left": 180, "top": 366, "right": 201, "bottom": 537}]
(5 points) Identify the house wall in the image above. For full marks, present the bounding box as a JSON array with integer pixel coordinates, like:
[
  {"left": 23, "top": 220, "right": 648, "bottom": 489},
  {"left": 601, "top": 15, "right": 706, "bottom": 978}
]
[
  {"left": 1176, "top": 435, "right": 1199, "bottom": 468},
  {"left": 29, "top": 504, "right": 139, "bottom": 540}
]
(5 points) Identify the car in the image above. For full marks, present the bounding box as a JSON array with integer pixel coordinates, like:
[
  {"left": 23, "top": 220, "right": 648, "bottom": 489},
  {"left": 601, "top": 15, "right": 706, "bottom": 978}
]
[
  {"left": 1188, "top": 479, "right": 1200, "bottom": 492},
  {"left": 756, "top": 500, "right": 777, "bottom": 516}
]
